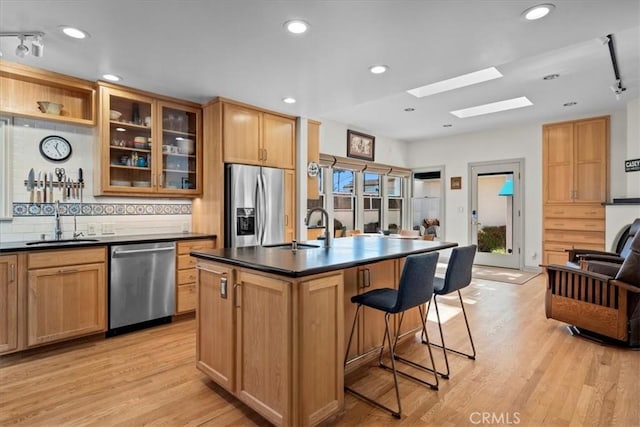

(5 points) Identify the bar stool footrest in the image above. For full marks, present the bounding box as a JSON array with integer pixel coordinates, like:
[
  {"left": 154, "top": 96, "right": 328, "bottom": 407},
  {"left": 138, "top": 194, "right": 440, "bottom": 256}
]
[
  {"left": 423, "top": 340, "right": 476, "bottom": 359},
  {"left": 344, "top": 386, "right": 401, "bottom": 419}
]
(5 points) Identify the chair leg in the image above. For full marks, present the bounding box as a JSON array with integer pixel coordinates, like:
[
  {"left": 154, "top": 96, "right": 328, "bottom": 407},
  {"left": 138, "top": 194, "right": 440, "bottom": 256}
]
[
  {"left": 382, "top": 305, "right": 439, "bottom": 390},
  {"left": 425, "top": 291, "right": 476, "bottom": 361},
  {"left": 344, "top": 304, "right": 361, "bottom": 367},
  {"left": 345, "top": 312, "right": 402, "bottom": 419}
]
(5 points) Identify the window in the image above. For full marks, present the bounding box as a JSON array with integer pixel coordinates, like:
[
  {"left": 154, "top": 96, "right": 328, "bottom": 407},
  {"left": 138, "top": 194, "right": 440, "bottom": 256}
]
[
  {"left": 0, "top": 116, "right": 12, "bottom": 220},
  {"left": 386, "top": 176, "right": 403, "bottom": 233},
  {"left": 332, "top": 168, "right": 355, "bottom": 236},
  {"left": 363, "top": 172, "right": 381, "bottom": 233}
]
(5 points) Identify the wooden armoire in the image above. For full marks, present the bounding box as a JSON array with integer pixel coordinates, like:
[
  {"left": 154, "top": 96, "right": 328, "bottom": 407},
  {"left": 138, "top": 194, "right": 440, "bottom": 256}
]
[{"left": 542, "top": 116, "right": 609, "bottom": 265}]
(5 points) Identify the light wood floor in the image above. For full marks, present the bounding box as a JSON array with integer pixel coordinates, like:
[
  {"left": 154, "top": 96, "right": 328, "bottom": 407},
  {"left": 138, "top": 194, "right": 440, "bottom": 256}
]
[{"left": 1, "top": 274, "right": 638, "bottom": 426}]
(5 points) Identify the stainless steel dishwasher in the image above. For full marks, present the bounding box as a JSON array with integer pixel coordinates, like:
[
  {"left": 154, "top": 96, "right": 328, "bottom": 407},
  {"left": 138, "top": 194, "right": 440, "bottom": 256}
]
[{"left": 108, "top": 241, "right": 176, "bottom": 335}]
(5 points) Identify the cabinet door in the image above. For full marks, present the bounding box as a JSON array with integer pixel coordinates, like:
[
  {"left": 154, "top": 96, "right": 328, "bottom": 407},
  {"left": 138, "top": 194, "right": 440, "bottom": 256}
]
[
  {"left": 360, "top": 260, "right": 396, "bottom": 355},
  {"left": 196, "top": 262, "right": 234, "bottom": 392},
  {"left": 223, "top": 103, "right": 261, "bottom": 165},
  {"left": 235, "top": 271, "right": 291, "bottom": 426},
  {"left": 0, "top": 255, "right": 18, "bottom": 354},
  {"left": 543, "top": 123, "right": 573, "bottom": 204},
  {"left": 157, "top": 101, "right": 202, "bottom": 196},
  {"left": 284, "top": 169, "right": 295, "bottom": 242},
  {"left": 263, "top": 113, "right": 295, "bottom": 169},
  {"left": 574, "top": 117, "right": 608, "bottom": 203},
  {"left": 27, "top": 263, "right": 106, "bottom": 347},
  {"left": 100, "top": 85, "right": 155, "bottom": 195}
]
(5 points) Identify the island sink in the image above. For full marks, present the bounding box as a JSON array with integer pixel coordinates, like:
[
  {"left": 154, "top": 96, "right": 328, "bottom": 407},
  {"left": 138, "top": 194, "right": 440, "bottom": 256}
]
[{"left": 25, "top": 238, "right": 100, "bottom": 246}]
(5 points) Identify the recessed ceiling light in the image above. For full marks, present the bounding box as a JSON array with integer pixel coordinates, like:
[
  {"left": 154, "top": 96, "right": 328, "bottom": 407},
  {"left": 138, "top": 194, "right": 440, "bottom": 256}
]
[
  {"left": 284, "top": 20, "right": 309, "bottom": 34},
  {"left": 407, "top": 67, "right": 503, "bottom": 98},
  {"left": 60, "top": 26, "right": 89, "bottom": 39},
  {"left": 563, "top": 101, "right": 577, "bottom": 107},
  {"left": 521, "top": 4, "right": 555, "bottom": 21},
  {"left": 369, "top": 65, "right": 388, "bottom": 74},
  {"left": 403, "top": 107, "right": 415, "bottom": 112},
  {"left": 282, "top": 97, "right": 296, "bottom": 104},
  {"left": 543, "top": 73, "right": 560, "bottom": 80},
  {"left": 102, "top": 74, "right": 122, "bottom": 82},
  {"left": 450, "top": 96, "right": 533, "bottom": 118},
  {"left": 443, "top": 124, "right": 453, "bottom": 128}
]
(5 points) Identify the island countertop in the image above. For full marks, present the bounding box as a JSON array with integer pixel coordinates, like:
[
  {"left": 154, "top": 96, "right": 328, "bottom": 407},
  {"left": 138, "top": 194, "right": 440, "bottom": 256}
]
[{"left": 190, "top": 236, "right": 457, "bottom": 277}]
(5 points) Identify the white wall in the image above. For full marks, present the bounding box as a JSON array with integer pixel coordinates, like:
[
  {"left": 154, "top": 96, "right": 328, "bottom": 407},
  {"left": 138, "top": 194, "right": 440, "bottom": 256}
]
[
  {"left": 318, "top": 118, "right": 409, "bottom": 167},
  {"left": 0, "top": 117, "right": 191, "bottom": 243},
  {"left": 625, "top": 98, "right": 640, "bottom": 198},
  {"left": 405, "top": 108, "right": 628, "bottom": 269}
]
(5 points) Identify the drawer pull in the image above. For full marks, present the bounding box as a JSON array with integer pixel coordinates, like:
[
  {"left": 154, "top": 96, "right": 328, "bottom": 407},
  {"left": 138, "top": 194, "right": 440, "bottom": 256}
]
[
  {"left": 58, "top": 269, "right": 79, "bottom": 274},
  {"left": 10, "top": 263, "right": 15, "bottom": 282}
]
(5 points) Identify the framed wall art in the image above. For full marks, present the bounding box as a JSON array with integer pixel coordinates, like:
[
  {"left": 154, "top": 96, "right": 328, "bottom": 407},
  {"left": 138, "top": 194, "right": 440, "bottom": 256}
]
[
  {"left": 451, "top": 176, "right": 462, "bottom": 190},
  {"left": 347, "top": 130, "right": 375, "bottom": 161}
]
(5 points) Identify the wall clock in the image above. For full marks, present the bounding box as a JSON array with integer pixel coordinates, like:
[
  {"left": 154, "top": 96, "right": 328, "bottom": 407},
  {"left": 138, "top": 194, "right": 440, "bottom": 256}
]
[{"left": 39, "top": 135, "right": 72, "bottom": 162}]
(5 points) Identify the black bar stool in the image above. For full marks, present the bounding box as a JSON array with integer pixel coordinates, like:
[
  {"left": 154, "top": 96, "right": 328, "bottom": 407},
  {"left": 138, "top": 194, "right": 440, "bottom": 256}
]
[
  {"left": 344, "top": 252, "right": 440, "bottom": 419},
  {"left": 424, "top": 245, "right": 477, "bottom": 379}
]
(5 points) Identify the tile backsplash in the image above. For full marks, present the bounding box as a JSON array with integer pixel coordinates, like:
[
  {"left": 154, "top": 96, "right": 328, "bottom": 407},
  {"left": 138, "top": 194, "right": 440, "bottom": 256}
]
[{"left": 0, "top": 117, "right": 194, "bottom": 242}]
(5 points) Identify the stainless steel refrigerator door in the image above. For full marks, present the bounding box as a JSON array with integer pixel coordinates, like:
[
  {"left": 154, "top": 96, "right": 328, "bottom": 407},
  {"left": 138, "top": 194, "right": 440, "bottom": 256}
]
[
  {"left": 228, "top": 164, "right": 261, "bottom": 247},
  {"left": 109, "top": 242, "right": 176, "bottom": 330},
  {"left": 260, "top": 166, "right": 285, "bottom": 245}
]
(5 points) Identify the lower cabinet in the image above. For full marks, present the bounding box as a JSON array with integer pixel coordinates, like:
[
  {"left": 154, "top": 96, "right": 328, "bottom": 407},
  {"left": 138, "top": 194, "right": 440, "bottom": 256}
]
[
  {"left": 26, "top": 247, "right": 107, "bottom": 347},
  {"left": 196, "top": 259, "right": 343, "bottom": 427},
  {"left": 0, "top": 255, "right": 18, "bottom": 354},
  {"left": 176, "top": 238, "right": 216, "bottom": 314}
]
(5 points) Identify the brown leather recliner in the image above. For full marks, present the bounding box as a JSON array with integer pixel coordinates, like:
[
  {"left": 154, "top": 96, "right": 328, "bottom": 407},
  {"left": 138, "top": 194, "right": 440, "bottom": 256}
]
[
  {"left": 566, "top": 218, "right": 640, "bottom": 268},
  {"left": 545, "top": 231, "right": 640, "bottom": 347}
]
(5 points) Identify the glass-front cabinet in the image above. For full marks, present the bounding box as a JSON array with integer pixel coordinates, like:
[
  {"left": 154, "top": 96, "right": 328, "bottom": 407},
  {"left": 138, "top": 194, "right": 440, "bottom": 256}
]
[{"left": 98, "top": 83, "right": 201, "bottom": 197}]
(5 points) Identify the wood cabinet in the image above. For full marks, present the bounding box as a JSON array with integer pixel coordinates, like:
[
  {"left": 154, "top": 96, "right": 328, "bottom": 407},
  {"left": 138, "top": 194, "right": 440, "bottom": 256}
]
[
  {"left": 307, "top": 120, "right": 321, "bottom": 200},
  {"left": 97, "top": 83, "right": 202, "bottom": 197},
  {"left": 176, "top": 238, "right": 216, "bottom": 314},
  {"left": 26, "top": 247, "right": 107, "bottom": 347},
  {"left": 196, "top": 261, "right": 235, "bottom": 392},
  {"left": 0, "top": 255, "right": 18, "bottom": 354},
  {"left": 285, "top": 169, "right": 296, "bottom": 242},
  {"left": 0, "top": 60, "right": 96, "bottom": 126},
  {"left": 196, "top": 259, "right": 343, "bottom": 426},
  {"left": 222, "top": 99, "right": 296, "bottom": 169},
  {"left": 542, "top": 116, "right": 609, "bottom": 264}
]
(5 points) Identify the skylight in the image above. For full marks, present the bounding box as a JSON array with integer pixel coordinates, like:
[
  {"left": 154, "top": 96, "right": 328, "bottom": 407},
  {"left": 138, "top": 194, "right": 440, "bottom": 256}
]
[
  {"left": 450, "top": 96, "right": 533, "bottom": 118},
  {"left": 407, "top": 67, "right": 503, "bottom": 98}
]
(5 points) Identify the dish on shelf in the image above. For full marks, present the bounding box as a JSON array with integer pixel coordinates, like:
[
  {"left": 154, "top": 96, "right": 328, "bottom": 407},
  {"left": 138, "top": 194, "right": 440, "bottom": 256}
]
[
  {"left": 177, "top": 138, "right": 195, "bottom": 154},
  {"left": 132, "top": 181, "right": 151, "bottom": 187},
  {"left": 110, "top": 110, "right": 122, "bottom": 120},
  {"left": 134, "top": 143, "right": 149, "bottom": 149},
  {"left": 37, "top": 101, "right": 63, "bottom": 115},
  {"left": 134, "top": 136, "right": 146, "bottom": 143},
  {"left": 110, "top": 180, "right": 131, "bottom": 186}
]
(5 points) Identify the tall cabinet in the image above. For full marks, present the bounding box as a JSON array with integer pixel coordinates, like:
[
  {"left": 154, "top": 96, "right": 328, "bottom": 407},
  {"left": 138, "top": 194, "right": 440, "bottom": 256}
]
[{"left": 542, "top": 116, "right": 609, "bottom": 265}]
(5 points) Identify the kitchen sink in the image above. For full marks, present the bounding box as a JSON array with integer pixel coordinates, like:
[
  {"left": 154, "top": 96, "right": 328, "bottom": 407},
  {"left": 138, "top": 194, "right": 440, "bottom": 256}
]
[
  {"left": 25, "top": 238, "right": 100, "bottom": 246},
  {"left": 264, "top": 242, "right": 321, "bottom": 250}
]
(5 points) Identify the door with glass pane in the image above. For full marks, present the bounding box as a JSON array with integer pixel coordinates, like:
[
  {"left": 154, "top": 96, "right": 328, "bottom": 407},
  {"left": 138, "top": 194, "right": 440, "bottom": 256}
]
[
  {"left": 469, "top": 160, "right": 522, "bottom": 269},
  {"left": 332, "top": 169, "right": 355, "bottom": 237}
]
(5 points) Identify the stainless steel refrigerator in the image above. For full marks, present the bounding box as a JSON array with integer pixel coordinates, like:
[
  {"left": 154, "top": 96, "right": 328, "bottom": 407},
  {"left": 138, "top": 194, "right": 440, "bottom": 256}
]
[{"left": 225, "top": 164, "right": 285, "bottom": 247}]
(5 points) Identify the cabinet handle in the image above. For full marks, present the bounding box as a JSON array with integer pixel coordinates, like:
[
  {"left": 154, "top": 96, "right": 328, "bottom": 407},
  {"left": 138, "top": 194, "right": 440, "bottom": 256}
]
[
  {"left": 57, "top": 269, "right": 79, "bottom": 274},
  {"left": 263, "top": 149, "right": 267, "bottom": 161},
  {"left": 9, "top": 263, "right": 15, "bottom": 282},
  {"left": 233, "top": 283, "right": 240, "bottom": 307},
  {"left": 159, "top": 174, "right": 164, "bottom": 188},
  {"left": 284, "top": 215, "right": 288, "bottom": 226},
  {"left": 258, "top": 149, "right": 262, "bottom": 161},
  {"left": 220, "top": 276, "right": 228, "bottom": 299}
]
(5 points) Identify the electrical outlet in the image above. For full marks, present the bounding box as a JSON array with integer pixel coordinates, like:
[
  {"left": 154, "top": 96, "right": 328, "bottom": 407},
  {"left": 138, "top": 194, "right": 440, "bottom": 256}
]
[
  {"left": 102, "top": 223, "right": 115, "bottom": 235},
  {"left": 181, "top": 222, "right": 190, "bottom": 233},
  {"left": 87, "top": 223, "right": 98, "bottom": 236}
]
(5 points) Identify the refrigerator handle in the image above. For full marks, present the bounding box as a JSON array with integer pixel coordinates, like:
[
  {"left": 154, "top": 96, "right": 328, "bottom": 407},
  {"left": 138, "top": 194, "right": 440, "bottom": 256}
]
[
  {"left": 255, "top": 174, "right": 262, "bottom": 246},
  {"left": 259, "top": 172, "right": 267, "bottom": 245}
]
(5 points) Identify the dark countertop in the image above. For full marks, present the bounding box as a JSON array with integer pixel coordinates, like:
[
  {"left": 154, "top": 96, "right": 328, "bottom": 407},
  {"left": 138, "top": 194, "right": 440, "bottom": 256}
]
[
  {"left": 0, "top": 232, "right": 216, "bottom": 253},
  {"left": 191, "top": 236, "right": 457, "bottom": 278}
]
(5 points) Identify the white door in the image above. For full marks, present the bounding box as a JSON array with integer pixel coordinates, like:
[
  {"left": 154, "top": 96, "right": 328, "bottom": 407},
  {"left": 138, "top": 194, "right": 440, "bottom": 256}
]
[{"left": 469, "top": 160, "right": 523, "bottom": 269}]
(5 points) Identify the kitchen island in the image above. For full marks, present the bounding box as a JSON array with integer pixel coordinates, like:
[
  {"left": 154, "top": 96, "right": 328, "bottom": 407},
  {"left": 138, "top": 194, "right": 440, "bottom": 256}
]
[{"left": 190, "top": 237, "right": 456, "bottom": 427}]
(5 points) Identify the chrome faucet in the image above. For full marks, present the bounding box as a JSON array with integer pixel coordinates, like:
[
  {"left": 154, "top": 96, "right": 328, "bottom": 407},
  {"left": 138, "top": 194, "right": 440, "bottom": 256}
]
[
  {"left": 53, "top": 201, "right": 63, "bottom": 240},
  {"left": 305, "top": 207, "right": 331, "bottom": 248}
]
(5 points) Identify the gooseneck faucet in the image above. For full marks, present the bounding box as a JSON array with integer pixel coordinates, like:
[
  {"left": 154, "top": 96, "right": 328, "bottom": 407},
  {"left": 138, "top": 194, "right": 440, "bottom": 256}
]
[
  {"left": 305, "top": 207, "right": 331, "bottom": 248},
  {"left": 53, "top": 201, "right": 63, "bottom": 240}
]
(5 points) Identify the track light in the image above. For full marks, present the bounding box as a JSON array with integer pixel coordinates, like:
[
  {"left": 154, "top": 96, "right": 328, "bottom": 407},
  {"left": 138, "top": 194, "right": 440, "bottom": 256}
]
[
  {"left": 604, "top": 33, "right": 627, "bottom": 100},
  {"left": 0, "top": 31, "right": 45, "bottom": 58}
]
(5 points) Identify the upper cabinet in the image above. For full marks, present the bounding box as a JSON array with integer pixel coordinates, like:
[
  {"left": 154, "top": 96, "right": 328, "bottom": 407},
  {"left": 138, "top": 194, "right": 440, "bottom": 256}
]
[
  {"left": 543, "top": 116, "right": 609, "bottom": 204},
  {"left": 222, "top": 100, "right": 296, "bottom": 169},
  {"left": 97, "top": 83, "right": 202, "bottom": 197},
  {"left": 0, "top": 61, "right": 96, "bottom": 126}
]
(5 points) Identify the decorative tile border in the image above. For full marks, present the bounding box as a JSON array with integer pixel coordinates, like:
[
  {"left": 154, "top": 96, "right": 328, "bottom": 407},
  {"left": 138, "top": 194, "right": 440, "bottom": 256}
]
[{"left": 13, "top": 202, "right": 191, "bottom": 217}]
